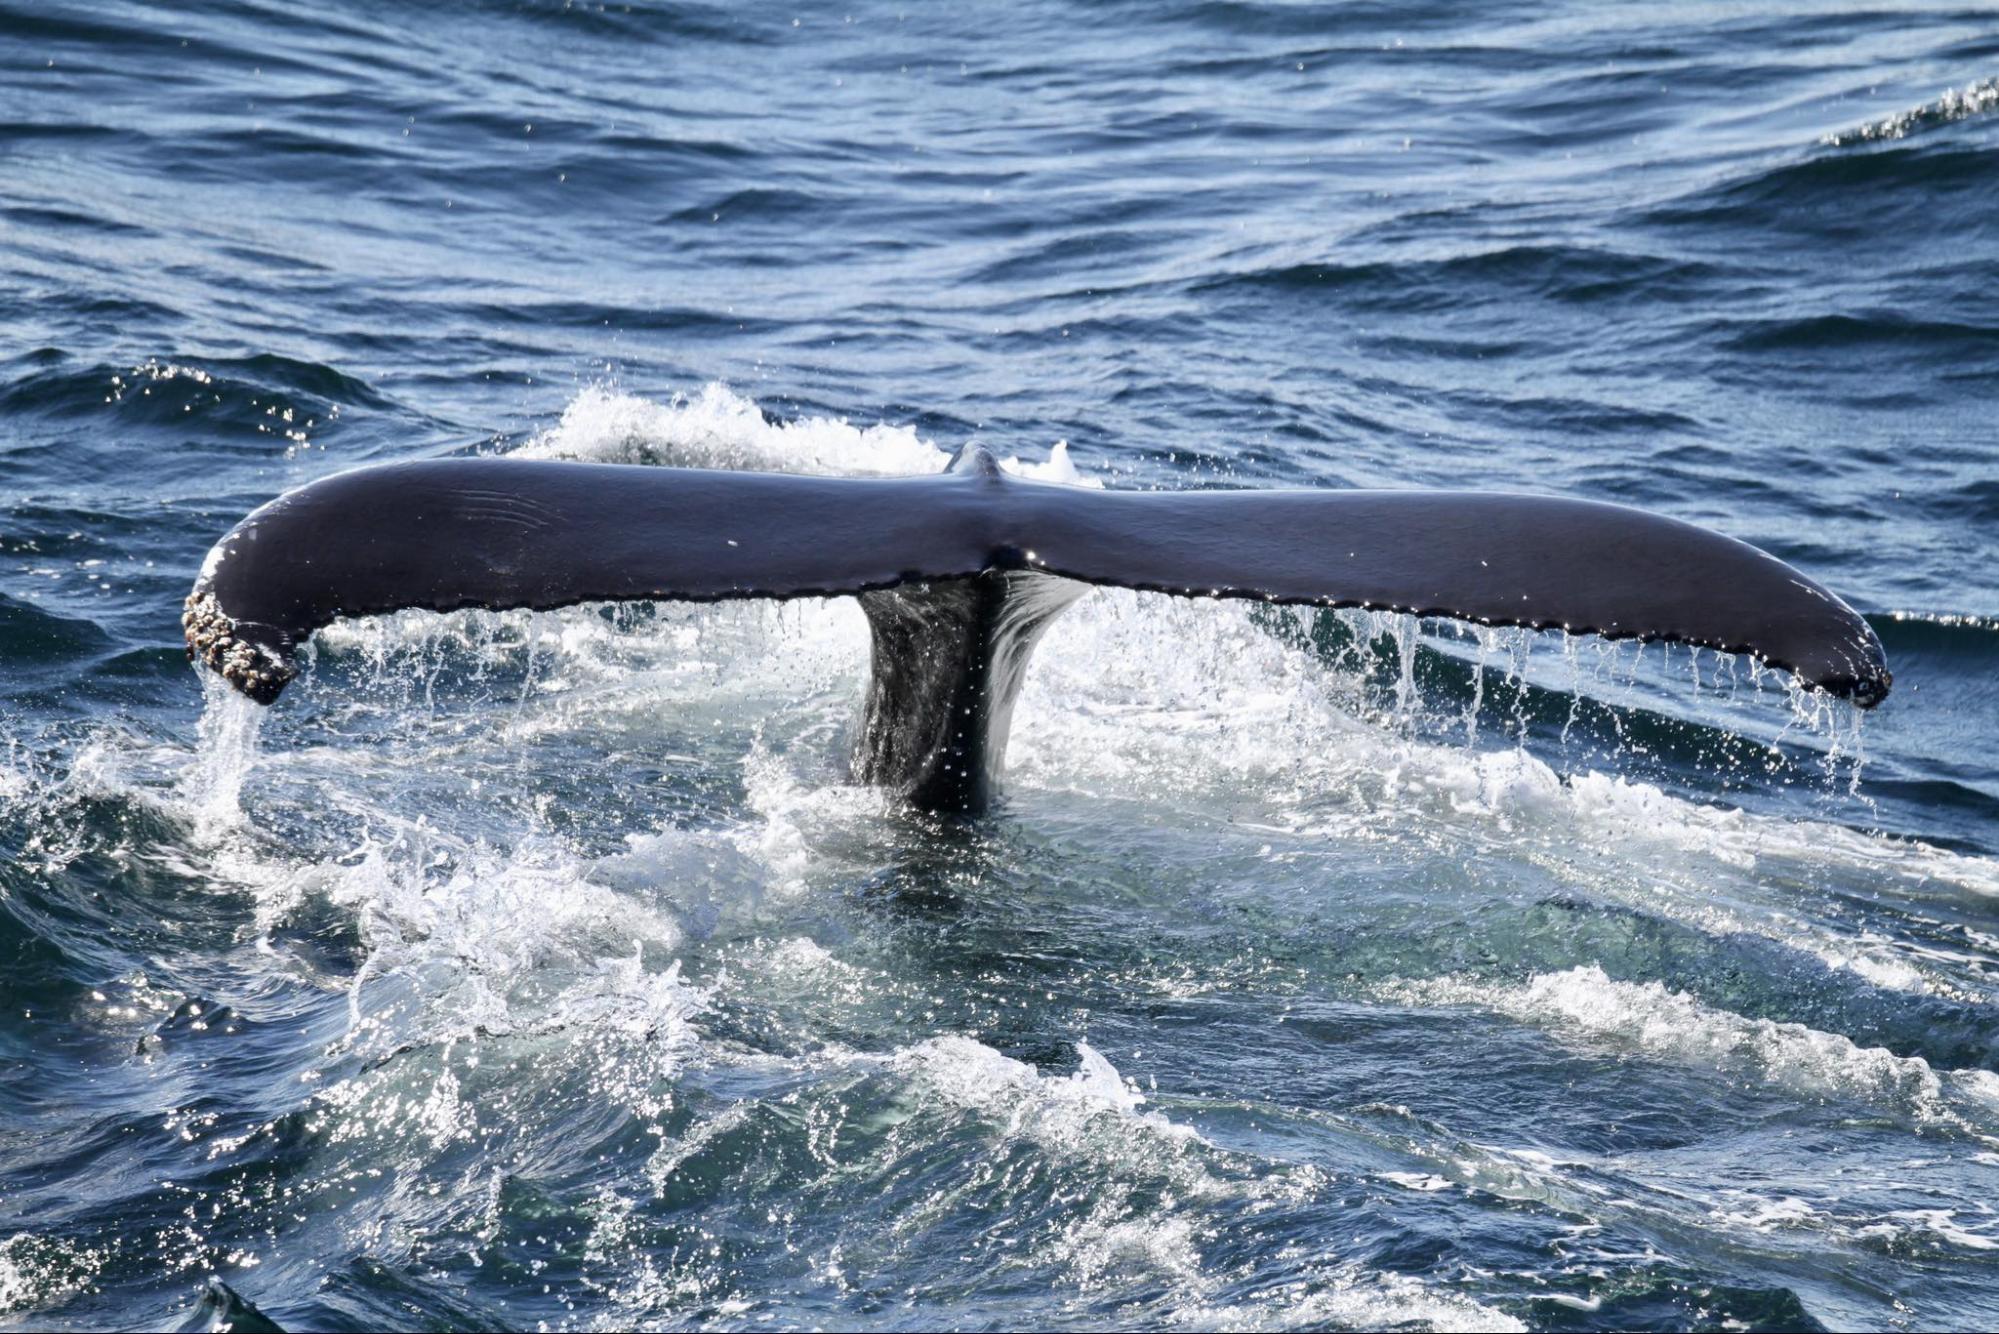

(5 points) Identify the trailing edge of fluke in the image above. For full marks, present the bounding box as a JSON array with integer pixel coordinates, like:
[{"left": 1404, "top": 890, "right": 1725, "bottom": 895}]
[{"left": 185, "top": 444, "right": 1889, "bottom": 813}]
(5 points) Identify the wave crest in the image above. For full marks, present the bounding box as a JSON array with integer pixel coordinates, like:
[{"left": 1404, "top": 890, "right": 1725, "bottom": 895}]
[{"left": 1824, "top": 77, "right": 1999, "bottom": 146}]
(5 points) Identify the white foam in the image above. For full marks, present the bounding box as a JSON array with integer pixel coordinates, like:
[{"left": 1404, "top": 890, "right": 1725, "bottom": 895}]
[
  {"left": 517, "top": 380, "right": 1100, "bottom": 486},
  {"left": 1377, "top": 965, "right": 1992, "bottom": 1127},
  {"left": 1858, "top": 1209, "right": 1999, "bottom": 1252},
  {"left": 1824, "top": 77, "right": 1999, "bottom": 145},
  {"left": 1057, "top": 1213, "right": 1205, "bottom": 1289},
  {"left": 892, "top": 1037, "right": 1199, "bottom": 1153},
  {"left": 1008, "top": 586, "right": 1997, "bottom": 995},
  {"left": 317, "top": 836, "right": 699, "bottom": 1051},
  {"left": 1009, "top": 593, "right": 1371, "bottom": 804},
  {"left": 0, "top": 751, "right": 31, "bottom": 804},
  {"left": 516, "top": 381, "right": 945, "bottom": 475},
  {"left": 0, "top": 1234, "right": 103, "bottom": 1317},
  {"left": 1172, "top": 1269, "right": 1527, "bottom": 1333},
  {"left": 1712, "top": 1193, "right": 1821, "bottom": 1232},
  {"left": 1705, "top": 1192, "right": 1999, "bottom": 1256},
  {"left": 872, "top": 1037, "right": 1501, "bottom": 1326}
]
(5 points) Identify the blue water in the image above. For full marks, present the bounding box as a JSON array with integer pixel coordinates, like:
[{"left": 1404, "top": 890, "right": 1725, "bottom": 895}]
[{"left": 4, "top": 3, "right": 1999, "bottom": 1330}]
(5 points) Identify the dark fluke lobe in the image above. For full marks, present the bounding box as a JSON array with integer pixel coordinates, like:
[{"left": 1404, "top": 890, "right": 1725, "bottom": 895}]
[
  {"left": 185, "top": 447, "right": 1890, "bottom": 811},
  {"left": 179, "top": 1278, "right": 285, "bottom": 1334}
]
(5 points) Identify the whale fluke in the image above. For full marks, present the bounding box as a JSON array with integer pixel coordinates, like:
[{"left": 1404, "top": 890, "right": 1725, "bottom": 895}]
[
  {"left": 179, "top": 1278, "right": 285, "bottom": 1334},
  {"left": 185, "top": 446, "right": 1889, "bottom": 811}
]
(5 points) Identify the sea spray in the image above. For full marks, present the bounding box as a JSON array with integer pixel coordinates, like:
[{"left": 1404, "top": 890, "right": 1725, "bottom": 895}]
[
  {"left": 1823, "top": 77, "right": 1999, "bottom": 145},
  {"left": 180, "top": 673, "right": 267, "bottom": 836}
]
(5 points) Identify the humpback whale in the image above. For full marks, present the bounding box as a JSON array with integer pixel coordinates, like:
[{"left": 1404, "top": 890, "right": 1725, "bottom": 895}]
[
  {"left": 179, "top": 1278, "right": 285, "bottom": 1334},
  {"left": 185, "top": 443, "right": 1890, "bottom": 813}
]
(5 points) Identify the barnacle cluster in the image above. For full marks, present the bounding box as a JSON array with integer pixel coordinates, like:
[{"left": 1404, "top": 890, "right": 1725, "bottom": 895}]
[{"left": 182, "top": 590, "right": 293, "bottom": 704}]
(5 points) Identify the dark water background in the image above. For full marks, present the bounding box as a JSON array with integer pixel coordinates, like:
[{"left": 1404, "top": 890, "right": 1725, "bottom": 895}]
[{"left": 4, "top": 2, "right": 1999, "bottom": 1330}]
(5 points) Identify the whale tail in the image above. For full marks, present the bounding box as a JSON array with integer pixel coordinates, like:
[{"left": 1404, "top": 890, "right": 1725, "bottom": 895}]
[
  {"left": 185, "top": 445, "right": 1889, "bottom": 812},
  {"left": 179, "top": 1277, "right": 286, "bottom": 1334}
]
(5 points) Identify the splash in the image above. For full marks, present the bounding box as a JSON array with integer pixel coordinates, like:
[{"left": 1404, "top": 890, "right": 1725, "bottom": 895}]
[
  {"left": 1823, "top": 77, "right": 1999, "bottom": 146},
  {"left": 233, "top": 384, "right": 1958, "bottom": 962},
  {"left": 123, "top": 381, "right": 1977, "bottom": 1332},
  {"left": 0, "top": 1234, "right": 105, "bottom": 1319},
  {"left": 517, "top": 381, "right": 944, "bottom": 474},
  {"left": 0, "top": 744, "right": 29, "bottom": 806},
  {"left": 892, "top": 1037, "right": 1200, "bottom": 1153},
  {"left": 518, "top": 380, "right": 1098, "bottom": 483},
  {"left": 1173, "top": 1270, "right": 1528, "bottom": 1334},
  {"left": 272, "top": 382, "right": 1880, "bottom": 825},
  {"left": 309, "top": 833, "right": 701, "bottom": 1057},
  {"left": 178, "top": 675, "right": 267, "bottom": 836}
]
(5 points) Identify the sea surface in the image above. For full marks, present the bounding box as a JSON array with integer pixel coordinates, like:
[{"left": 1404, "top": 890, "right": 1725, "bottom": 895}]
[{"left": 4, "top": 2, "right": 1999, "bottom": 1330}]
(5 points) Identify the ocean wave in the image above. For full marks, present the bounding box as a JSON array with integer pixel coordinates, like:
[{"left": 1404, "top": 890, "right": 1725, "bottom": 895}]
[
  {"left": 1721, "top": 312, "right": 1999, "bottom": 354},
  {"left": 1193, "top": 244, "right": 1725, "bottom": 310},
  {"left": 1824, "top": 78, "right": 1999, "bottom": 147},
  {"left": 893, "top": 1037, "right": 1200, "bottom": 1154},
  {"left": 1710, "top": 1191, "right": 1999, "bottom": 1256},
  {"left": 1644, "top": 136, "right": 1999, "bottom": 242},
  {"left": 1378, "top": 964, "right": 1999, "bottom": 1133},
  {"left": 0, "top": 593, "right": 113, "bottom": 664},
  {"left": 0, "top": 354, "right": 385, "bottom": 453},
  {"left": 1878, "top": 608, "right": 1999, "bottom": 645}
]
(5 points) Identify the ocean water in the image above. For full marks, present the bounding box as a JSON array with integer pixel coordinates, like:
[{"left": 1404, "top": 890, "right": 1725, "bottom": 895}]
[{"left": 3, "top": 1, "right": 1998, "bottom": 1330}]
